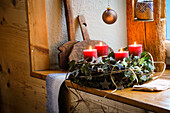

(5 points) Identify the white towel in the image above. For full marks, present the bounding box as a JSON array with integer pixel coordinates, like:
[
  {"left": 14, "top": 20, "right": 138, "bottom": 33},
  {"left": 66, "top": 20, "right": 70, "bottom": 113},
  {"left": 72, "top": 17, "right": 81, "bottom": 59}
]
[{"left": 46, "top": 73, "right": 67, "bottom": 113}]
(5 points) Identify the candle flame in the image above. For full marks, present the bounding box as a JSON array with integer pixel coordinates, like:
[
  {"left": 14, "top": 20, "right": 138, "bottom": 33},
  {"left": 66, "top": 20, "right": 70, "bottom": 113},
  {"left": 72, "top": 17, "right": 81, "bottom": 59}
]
[
  {"left": 100, "top": 42, "right": 103, "bottom": 46},
  {"left": 89, "top": 46, "right": 92, "bottom": 51},
  {"left": 134, "top": 42, "right": 137, "bottom": 46},
  {"left": 120, "top": 48, "right": 123, "bottom": 53}
]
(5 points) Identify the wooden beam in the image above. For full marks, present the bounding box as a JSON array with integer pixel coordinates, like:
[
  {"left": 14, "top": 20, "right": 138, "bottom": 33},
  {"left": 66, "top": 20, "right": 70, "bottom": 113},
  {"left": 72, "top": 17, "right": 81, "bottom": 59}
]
[
  {"left": 145, "top": 0, "right": 166, "bottom": 71},
  {"left": 27, "top": 0, "right": 49, "bottom": 71},
  {"left": 64, "top": 0, "right": 75, "bottom": 41}
]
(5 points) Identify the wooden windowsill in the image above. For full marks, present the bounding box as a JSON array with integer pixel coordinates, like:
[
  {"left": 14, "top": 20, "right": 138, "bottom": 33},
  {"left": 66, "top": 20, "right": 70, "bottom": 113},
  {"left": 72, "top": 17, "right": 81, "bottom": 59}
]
[
  {"left": 31, "top": 70, "right": 68, "bottom": 80},
  {"left": 32, "top": 70, "right": 170, "bottom": 112}
]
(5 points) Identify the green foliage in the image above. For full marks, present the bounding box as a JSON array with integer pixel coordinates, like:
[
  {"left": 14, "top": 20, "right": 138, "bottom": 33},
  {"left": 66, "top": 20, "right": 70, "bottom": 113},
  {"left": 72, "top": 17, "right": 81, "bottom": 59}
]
[{"left": 68, "top": 52, "right": 154, "bottom": 90}]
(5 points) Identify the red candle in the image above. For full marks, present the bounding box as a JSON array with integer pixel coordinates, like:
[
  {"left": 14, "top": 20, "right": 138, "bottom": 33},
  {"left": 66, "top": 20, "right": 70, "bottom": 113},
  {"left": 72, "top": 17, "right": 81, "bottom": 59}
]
[
  {"left": 129, "top": 42, "right": 142, "bottom": 57},
  {"left": 83, "top": 46, "right": 97, "bottom": 61},
  {"left": 95, "top": 42, "right": 108, "bottom": 57},
  {"left": 115, "top": 48, "right": 129, "bottom": 61}
]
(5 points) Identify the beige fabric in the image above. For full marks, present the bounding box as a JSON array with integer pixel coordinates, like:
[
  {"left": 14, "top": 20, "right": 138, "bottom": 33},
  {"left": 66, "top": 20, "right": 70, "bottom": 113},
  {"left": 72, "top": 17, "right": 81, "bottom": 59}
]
[{"left": 133, "top": 79, "right": 170, "bottom": 91}]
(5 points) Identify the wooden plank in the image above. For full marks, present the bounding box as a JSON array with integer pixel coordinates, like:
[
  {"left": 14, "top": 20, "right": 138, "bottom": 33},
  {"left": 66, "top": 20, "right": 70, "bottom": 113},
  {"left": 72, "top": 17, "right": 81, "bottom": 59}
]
[
  {"left": 69, "top": 88, "right": 154, "bottom": 113},
  {"left": 0, "top": 0, "right": 47, "bottom": 113},
  {"left": 64, "top": 0, "right": 75, "bottom": 41},
  {"left": 58, "top": 0, "right": 76, "bottom": 70},
  {"left": 65, "top": 70, "right": 170, "bottom": 113},
  {"left": 27, "top": 0, "right": 49, "bottom": 71},
  {"left": 31, "top": 70, "right": 68, "bottom": 80},
  {"left": 126, "top": 0, "right": 146, "bottom": 50}
]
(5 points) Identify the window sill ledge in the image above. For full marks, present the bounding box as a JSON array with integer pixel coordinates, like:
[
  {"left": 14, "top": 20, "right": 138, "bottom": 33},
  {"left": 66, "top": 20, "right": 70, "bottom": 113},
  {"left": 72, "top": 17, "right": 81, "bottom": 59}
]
[
  {"left": 31, "top": 69, "right": 170, "bottom": 80},
  {"left": 31, "top": 70, "right": 68, "bottom": 80}
]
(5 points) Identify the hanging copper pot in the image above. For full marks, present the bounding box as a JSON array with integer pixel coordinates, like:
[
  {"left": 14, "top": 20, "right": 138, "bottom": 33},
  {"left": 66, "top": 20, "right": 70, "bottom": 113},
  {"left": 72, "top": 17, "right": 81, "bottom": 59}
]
[{"left": 102, "top": 7, "right": 117, "bottom": 24}]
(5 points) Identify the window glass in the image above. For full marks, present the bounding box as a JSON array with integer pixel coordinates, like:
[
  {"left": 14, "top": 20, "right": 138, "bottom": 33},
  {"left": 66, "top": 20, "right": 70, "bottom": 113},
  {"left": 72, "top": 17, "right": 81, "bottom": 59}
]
[{"left": 167, "top": 0, "right": 170, "bottom": 40}]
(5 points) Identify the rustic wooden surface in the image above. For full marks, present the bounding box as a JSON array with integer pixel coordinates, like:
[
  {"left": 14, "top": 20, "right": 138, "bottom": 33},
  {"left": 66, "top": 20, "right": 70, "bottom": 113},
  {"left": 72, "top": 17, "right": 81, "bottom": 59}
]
[
  {"left": 0, "top": 0, "right": 47, "bottom": 113},
  {"left": 69, "top": 15, "right": 113, "bottom": 61},
  {"left": 69, "top": 88, "right": 154, "bottom": 113},
  {"left": 31, "top": 70, "right": 68, "bottom": 80},
  {"left": 127, "top": 0, "right": 166, "bottom": 72},
  {"left": 27, "top": 0, "right": 49, "bottom": 71},
  {"left": 31, "top": 69, "right": 170, "bottom": 112},
  {"left": 66, "top": 70, "right": 170, "bottom": 113},
  {"left": 58, "top": 0, "right": 76, "bottom": 69}
]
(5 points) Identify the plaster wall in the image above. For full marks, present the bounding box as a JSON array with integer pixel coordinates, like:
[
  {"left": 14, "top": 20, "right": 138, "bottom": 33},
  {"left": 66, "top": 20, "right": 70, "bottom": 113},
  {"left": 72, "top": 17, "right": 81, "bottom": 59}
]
[{"left": 46, "top": 0, "right": 127, "bottom": 69}]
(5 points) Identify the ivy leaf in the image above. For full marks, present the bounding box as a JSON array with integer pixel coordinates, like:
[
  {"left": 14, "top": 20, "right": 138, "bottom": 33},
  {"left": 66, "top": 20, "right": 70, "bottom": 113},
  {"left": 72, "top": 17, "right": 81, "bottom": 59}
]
[
  {"left": 108, "top": 51, "right": 115, "bottom": 59},
  {"left": 130, "top": 74, "right": 136, "bottom": 81},
  {"left": 86, "top": 76, "right": 92, "bottom": 80},
  {"left": 141, "top": 51, "right": 147, "bottom": 58},
  {"left": 102, "top": 64, "right": 108, "bottom": 70},
  {"left": 72, "top": 69, "right": 79, "bottom": 77},
  {"left": 144, "top": 70, "right": 149, "bottom": 73},
  {"left": 69, "top": 60, "right": 76, "bottom": 71},
  {"left": 134, "top": 61, "right": 137, "bottom": 66},
  {"left": 145, "top": 56, "right": 150, "bottom": 61},
  {"left": 122, "top": 59, "right": 128, "bottom": 67},
  {"left": 140, "top": 75, "right": 147, "bottom": 81},
  {"left": 124, "top": 57, "right": 132, "bottom": 62},
  {"left": 138, "top": 58, "right": 145, "bottom": 65}
]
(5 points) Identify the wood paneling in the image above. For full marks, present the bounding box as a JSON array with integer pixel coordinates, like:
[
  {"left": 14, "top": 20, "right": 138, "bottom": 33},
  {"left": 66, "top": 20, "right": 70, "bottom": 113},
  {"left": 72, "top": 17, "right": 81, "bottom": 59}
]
[
  {"left": 27, "top": 0, "right": 49, "bottom": 71},
  {"left": 0, "top": 0, "right": 47, "bottom": 112}
]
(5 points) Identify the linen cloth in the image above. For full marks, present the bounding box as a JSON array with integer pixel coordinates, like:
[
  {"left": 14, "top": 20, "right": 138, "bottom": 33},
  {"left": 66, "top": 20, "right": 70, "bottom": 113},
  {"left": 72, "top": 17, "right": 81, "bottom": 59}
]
[
  {"left": 46, "top": 73, "right": 67, "bottom": 113},
  {"left": 133, "top": 79, "right": 170, "bottom": 91}
]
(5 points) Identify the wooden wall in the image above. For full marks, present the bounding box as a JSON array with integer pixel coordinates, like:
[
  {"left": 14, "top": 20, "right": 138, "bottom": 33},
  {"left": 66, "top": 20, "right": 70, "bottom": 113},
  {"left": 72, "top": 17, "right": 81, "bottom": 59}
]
[{"left": 0, "top": 0, "right": 47, "bottom": 113}]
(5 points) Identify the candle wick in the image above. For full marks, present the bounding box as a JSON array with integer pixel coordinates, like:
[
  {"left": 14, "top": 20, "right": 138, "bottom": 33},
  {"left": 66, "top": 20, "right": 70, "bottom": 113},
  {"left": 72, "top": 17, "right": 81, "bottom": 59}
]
[
  {"left": 89, "top": 46, "right": 92, "bottom": 51},
  {"left": 134, "top": 42, "right": 137, "bottom": 46},
  {"left": 100, "top": 42, "right": 102, "bottom": 46},
  {"left": 120, "top": 48, "right": 123, "bottom": 53}
]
